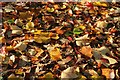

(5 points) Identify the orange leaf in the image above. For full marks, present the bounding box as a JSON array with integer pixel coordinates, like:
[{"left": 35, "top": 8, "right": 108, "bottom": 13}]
[
  {"left": 102, "top": 68, "right": 111, "bottom": 78},
  {"left": 80, "top": 46, "right": 93, "bottom": 58}
]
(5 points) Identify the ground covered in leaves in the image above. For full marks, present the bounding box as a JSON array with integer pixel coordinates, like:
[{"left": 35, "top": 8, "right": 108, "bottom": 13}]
[{"left": 0, "top": 2, "right": 120, "bottom": 80}]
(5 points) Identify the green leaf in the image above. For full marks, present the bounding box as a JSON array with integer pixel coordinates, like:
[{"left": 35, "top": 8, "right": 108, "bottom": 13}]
[
  {"left": 65, "top": 31, "right": 73, "bottom": 36},
  {"left": 73, "top": 28, "right": 83, "bottom": 34},
  {"left": 7, "top": 19, "right": 14, "bottom": 24}
]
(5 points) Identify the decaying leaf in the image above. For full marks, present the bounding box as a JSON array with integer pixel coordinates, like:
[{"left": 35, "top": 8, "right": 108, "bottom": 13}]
[
  {"left": 102, "top": 55, "right": 117, "bottom": 65},
  {"left": 4, "top": 5, "right": 14, "bottom": 12},
  {"left": 14, "top": 42, "right": 27, "bottom": 51},
  {"left": 10, "top": 55, "right": 15, "bottom": 62},
  {"left": 19, "top": 11, "right": 33, "bottom": 20},
  {"left": 10, "top": 25, "right": 22, "bottom": 30},
  {"left": 75, "top": 34, "right": 89, "bottom": 46},
  {"left": 61, "top": 66, "right": 78, "bottom": 79},
  {"left": 35, "top": 48, "right": 44, "bottom": 57},
  {"left": 28, "top": 49, "right": 36, "bottom": 56},
  {"left": 58, "top": 56, "right": 72, "bottom": 65},
  {"left": 94, "top": 46, "right": 110, "bottom": 55},
  {"left": 96, "top": 21, "right": 108, "bottom": 30},
  {"left": 20, "top": 55, "right": 30, "bottom": 62},
  {"left": 88, "top": 69, "right": 98, "bottom": 76},
  {"left": 80, "top": 46, "right": 93, "bottom": 58},
  {"left": 12, "top": 30, "right": 23, "bottom": 35},
  {"left": 14, "top": 19, "right": 23, "bottom": 26},
  {"left": 8, "top": 74, "right": 23, "bottom": 80}
]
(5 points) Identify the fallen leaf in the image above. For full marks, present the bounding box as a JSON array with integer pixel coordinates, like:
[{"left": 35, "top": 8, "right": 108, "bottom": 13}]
[
  {"left": 15, "top": 68, "right": 24, "bottom": 75},
  {"left": 73, "top": 28, "right": 83, "bottom": 34},
  {"left": 14, "top": 19, "right": 23, "bottom": 26},
  {"left": 26, "top": 21, "right": 34, "bottom": 30},
  {"left": 80, "top": 46, "right": 93, "bottom": 58},
  {"left": 4, "top": 5, "right": 14, "bottom": 12},
  {"left": 58, "top": 56, "right": 72, "bottom": 65},
  {"left": 47, "top": 7, "right": 54, "bottom": 12},
  {"left": 14, "top": 42, "right": 27, "bottom": 51},
  {"left": 35, "top": 48, "right": 44, "bottom": 57},
  {"left": 61, "top": 66, "right": 78, "bottom": 79},
  {"left": 10, "top": 25, "right": 22, "bottom": 30},
  {"left": 94, "top": 46, "right": 110, "bottom": 55},
  {"left": 102, "top": 68, "right": 111, "bottom": 78},
  {"left": 93, "top": 2, "right": 108, "bottom": 7},
  {"left": 34, "top": 36, "right": 50, "bottom": 43},
  {"left": 10, "top": 55, "right": 15, "bottom": 62},
  {"left": 19, "top": 12, "right": 33, "bottom": 20},
  {"left": 49, "top": 48, "right": 62, "bottom": 61},
  {"left": 12, "top": 30, "right": 23, "bottom": 35},
  {"left": 28, "top": 49, "right": 36, "bottom": 56},
  {"left": 7, "top": 19, "right": 14, "bottom": 24},
  {"left": 75, "top": 34, "right": 89, "bottom": 46},
  {"left": 20, "top": 55, "right": 30, "bottom": 62},
  {"left": 102, "top": 55, "right": 117, "bottom": 65},
  {"left": 79, "top": 25, "right": 86, "bottom": 30},
  {"left": 43, "top": 72, "right": 54, "bottom": 79},
  {"left": 88, "top": 69, "right": 98, "bottom": 76},
  {"left": 96, "top": 21, "right": 108, "bottom": 29},
  {"left": 0, "top": 37, "right": 6, "bottom": 43}
]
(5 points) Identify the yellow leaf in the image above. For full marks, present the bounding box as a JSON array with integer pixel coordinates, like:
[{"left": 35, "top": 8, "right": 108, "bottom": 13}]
[
  {"left": 34, "top": 36, "right": 50, "bottom": 43},
  {"left": 47, "top": 7, "right": 54, "bottom": 12},
  {"left": 79, "top": 25, "right": 86, "bottom": 30},
  {"left": 33, "top": 30, "right": 42, "bottom": 34},
  {"left": 15, "top": 69, "right": 23, "bottom": 75},
  {"left": 93, "top": 2, "right": 108, "bottom": 7},
  {"left": 51, "top": 34, "right": 59, "bottom": 40},
  {"left": 49, "top": 48, "right": 62, "bottom": 61},
  {"left": 12, "top": 30, "right": 23, "bottom": 35},
  {"left": 26, "top": 21, "right": 34, "bottom": 30},
  {"left": 43, "top": 72, "right": 54, "bottom": 79},
  {"left": 101, "top": 3, "right": 108, "bottom": 7},
  {"left": 0, "top": 37, "right": 6, "bottom": 43}
]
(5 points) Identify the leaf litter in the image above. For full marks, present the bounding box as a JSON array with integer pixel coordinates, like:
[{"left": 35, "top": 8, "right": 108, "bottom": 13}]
[{"left": 1, "top": 1, "right": 120, "bottom": 80}]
